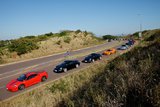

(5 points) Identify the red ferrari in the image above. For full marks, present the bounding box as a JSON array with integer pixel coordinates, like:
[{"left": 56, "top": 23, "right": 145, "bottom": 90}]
[{"left": 6, "top": 71, "right": 48, "bottom": 92}]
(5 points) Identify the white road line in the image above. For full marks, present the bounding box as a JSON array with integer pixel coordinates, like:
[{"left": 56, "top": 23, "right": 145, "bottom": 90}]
[
  {"left": 0, "top": 65, "right": 38, "bottom": 80},
  {"left": 0, "top": 42, "right": 109, "bottom": 67},
  {"left": 0, "top": 59, "right": 56, "bottom": 77},
  {"left": 0, "top": 67, "right": 27, "bottom": 76}
]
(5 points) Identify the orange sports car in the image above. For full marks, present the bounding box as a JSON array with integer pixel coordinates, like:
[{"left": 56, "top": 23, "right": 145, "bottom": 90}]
[{"left": 103, "top": 49, "right": 116, "bottom": 55}]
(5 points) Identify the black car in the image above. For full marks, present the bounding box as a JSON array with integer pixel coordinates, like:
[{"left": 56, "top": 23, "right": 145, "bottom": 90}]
[
  {"left": 82, "top": 53, "right": 102, "bottom": 63},
  {"left": 53, "top": 60, "right": 80, "bottom": 73}
]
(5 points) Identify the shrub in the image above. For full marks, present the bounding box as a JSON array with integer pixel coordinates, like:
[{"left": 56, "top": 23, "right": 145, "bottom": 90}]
[
  {"left": 56, "top": 40, "right": 61, "bottom": 45},
  {"left": 0, "top": 56, "right": 4, "bottom": 64},
  {"left": 102, "top": 35, "right": 118, "bottom": 40},
  {"left": 44, "top": 32, "right": 54, "bottom": 37},
  {"left": 23, "top": 36, "right": 36, "bottom": 39},
  {"left": 75, "top": 29, "right": 81, "bottom": 34},
  {"left": 59, "top": 31, "right": 67, "bottom": 37},
  {"left": 8, "top": 39, "right": 39, "bottom": 55},
  {"left": 37, "top": 35, "right": 48, "bottom": 41},
  {"left": 64, "top": 37, "right": 71, "bottom": 43}
]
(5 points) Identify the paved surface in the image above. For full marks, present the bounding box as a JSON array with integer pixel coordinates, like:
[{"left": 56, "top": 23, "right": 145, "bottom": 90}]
[{"left": 0, "top": 41, "right": 126, "bottom": 101}]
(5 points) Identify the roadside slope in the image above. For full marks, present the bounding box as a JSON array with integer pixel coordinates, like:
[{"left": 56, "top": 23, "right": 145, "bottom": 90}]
[{"left": 0, "top": 30, "right": 104, "bottom": 64}]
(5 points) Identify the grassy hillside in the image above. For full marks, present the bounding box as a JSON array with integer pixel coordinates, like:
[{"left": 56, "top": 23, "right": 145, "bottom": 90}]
[
  {"left": 0, "top": 30, "right": 104, "bottom": 64},
  {"left": 0, "top": 29, "right": 159, "bottom": 107}
]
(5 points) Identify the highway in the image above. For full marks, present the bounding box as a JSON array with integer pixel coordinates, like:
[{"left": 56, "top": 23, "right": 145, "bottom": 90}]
[{"left": 0, "top": 41, "right": 125, "bottom": 101}]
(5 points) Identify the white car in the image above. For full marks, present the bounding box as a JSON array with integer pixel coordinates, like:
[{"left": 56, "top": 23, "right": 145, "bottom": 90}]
[{"left": 117, "top": 45, "right": 128, "bottom": 50}]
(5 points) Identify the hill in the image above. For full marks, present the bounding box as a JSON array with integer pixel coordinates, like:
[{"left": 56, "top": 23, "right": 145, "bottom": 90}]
[
  {"left": 0, "top": 30, "right": 104, "bottom": 64},
  {"left": 0, "top": 29, "right": 159, "bottom": 107}
]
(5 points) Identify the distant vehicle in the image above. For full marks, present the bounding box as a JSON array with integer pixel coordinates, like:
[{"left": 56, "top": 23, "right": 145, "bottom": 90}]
[
  {"left": 6, "top": 71, "right": 48, "bottom": 92},
  {"left": 128, "top": 39, "right": 135, "bottom": 45},
  {"left": 82, "top": 53, "right": 102, "bottom": 63},
  {"left": 125, "top": 42, "right": 132, "bottom": 47},
  {"left": 117, "top": 45, "right": 128, "bottom": 50},
  {"left": 53, "top": 60, "right": 80, "bottom": 73},
  {"left": 103, "top": 48, "right": 116, "bottom": 55}
]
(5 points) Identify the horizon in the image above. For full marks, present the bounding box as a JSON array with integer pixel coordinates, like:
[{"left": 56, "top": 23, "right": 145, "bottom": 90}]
[{"left": 0, "top": 0, "right": 160, "bottom": 40}]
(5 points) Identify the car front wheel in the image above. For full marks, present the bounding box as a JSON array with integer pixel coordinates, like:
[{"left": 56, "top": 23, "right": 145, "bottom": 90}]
[
  {"left": 41, "top": 76, "right": 47, "bottom": 82},
  {"left": 99, "top": 57, "right": 102, "bottom": 60},
  {"left": 18, "top": 84, "right": 25, "bottom": 90},
  {"left": 92, "top": 59, "right": 95, "bottom": 62},
  {"left": 63, "top": 68, "right": 67, "bottom": 72},
  {"left": 75, "top": 64, "right": 79, "bottom": 68}
]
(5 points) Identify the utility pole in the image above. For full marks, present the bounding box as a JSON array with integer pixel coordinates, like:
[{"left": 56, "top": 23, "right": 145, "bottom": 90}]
[{"left": 138, "top": 14, "right": 142, "bottom": 38}]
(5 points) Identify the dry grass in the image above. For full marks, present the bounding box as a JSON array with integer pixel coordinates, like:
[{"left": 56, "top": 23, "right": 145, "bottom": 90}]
[
  {"left": 1, "top": 32, "right": 104, "bottom": 64},
  {"left": 0, "top": 61, "right": 107, "bottom": 107},
  {"left": 1, "top": 30, "right": 160, "bottom": 107}
]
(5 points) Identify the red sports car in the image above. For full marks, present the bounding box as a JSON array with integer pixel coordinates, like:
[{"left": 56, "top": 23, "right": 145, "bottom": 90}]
[{"left": 6, "top": 71, "right": 48, "bottom": 92}]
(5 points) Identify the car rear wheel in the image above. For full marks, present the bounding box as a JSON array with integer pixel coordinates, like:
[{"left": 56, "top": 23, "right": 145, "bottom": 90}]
[
  {"left": 18, "top": 84, "right": 25, "bottom": 90},
  {"left": 63, "top": 68, "right": 67, "bottom": 72},
  {"left": 41, "top": 76, "right": 47, "bottom": 82},
  {"left": 99, "top": 56, "right": 102, "bottom": 60},
  {"left": 75, "top": 64, "right": 79, "bottom": 68}
]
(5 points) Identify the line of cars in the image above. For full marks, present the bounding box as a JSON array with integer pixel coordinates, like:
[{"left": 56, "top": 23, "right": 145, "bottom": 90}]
[
  {"left": 6, "top": 39, "right": 135, "bottom": 92},
  {"left": 117, "top": 39, "right": 135, "bottom": 50}
]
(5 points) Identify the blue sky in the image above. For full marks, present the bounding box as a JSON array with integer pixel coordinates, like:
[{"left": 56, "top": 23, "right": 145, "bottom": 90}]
[{"left": 0, "top": 0, "right": 160, "bottom": 40}]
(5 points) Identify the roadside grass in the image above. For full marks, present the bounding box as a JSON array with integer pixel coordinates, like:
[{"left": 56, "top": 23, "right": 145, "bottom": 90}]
[
  {"left": 1, "top": 30, "right": 159, "bottom": 107},
  {"left": 57, "top": 31, "right": 160, "bottom": 107},
  {"left": 0, "top": 31, "right": 105, "bottom": 64},
  {"left": 0, "top": 61, "right": 108, "bottom": 107},
  {"left": 0, "top": 41, "right": 130, "bottom": 107},
  {"left": 1, "top": 39, "right": 158, "bottom": 107},
  {"left": 0, "top": 41, "right": 123, "bottom": 84}
]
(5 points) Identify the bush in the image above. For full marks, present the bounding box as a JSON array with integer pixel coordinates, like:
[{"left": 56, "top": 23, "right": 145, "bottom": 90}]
[
  {"left": 64, "top": 37, "right": 71, "bottom": 43},
  {"left": 75, "top": 29, "right": 81, "bottom": 34},
  {"left": 44, "top": 32, "right": 54, "bottom": 37},
  {"left": 0, "top": 56, "right": 4, "bottom": 64},
  {"left": 37, "top": 35, "right": 48, "bottom": 41},
  {"left": 102, "top": 35, "right": 118, "bottom": 40},
  {"left": 8, "top": 39, "right": 39, "bottom": 55},
  {"left": 144, "top": 30, "right": 160, "bottom": 41},
  {"left": 59, "top": 31, "right": 67, "bottom": 37},
  {"left": 23, "top": 36, "right": 36, "bottom": 39},
  {"left": 56, "top": 40, "right": 61, "bottom": 45}
]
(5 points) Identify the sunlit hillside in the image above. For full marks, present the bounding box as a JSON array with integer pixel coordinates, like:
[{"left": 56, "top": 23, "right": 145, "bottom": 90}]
[{"left": 0, "top": 30, "right": 104, "bottom": 64}]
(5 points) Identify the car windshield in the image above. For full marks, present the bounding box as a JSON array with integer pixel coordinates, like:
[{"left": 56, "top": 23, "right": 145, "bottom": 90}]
[
  {"left": 58, "top": 61, "right": 70, "bottom": 66},
  {"left": 122, "top": 45, "right": 126, "bottom": 47},
  {"left": 107, "top": 49, "right": 111, "bottom": 51},
  {"left": 91, "top": 53, "right": 96, "bottom": 56},
  {"left": 17, "top": 74, "right": 26, "bottom": 81},
  {"left": 86, "top": 55, "right": 92, "bottom": 59}
]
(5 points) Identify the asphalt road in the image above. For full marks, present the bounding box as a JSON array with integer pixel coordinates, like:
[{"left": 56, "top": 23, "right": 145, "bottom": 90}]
[{"left": 0, "top": 41, "right": 126, "bottom": 101}]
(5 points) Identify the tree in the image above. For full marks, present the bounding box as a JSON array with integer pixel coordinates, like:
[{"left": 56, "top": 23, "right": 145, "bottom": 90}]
[{"left": 102, "top": 35, "right": 117, "bottom": 40}]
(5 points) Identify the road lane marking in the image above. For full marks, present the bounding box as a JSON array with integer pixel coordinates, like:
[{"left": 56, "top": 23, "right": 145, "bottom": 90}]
[
  {"left": 0, "top": 60, "right": 55, "bottom": 76},
  {"left": 0, "top": 42, "right": 111, "bottom": 67},
  {"left": 0, "top": 42, "right": 125, "bottom": 81},
  {"left": 0, "top": 42, "right": 135, "bottom": 102},
  {"left": 0, "top": 67, "right": 28, "bottom": 76},
  {"left": 0, "top": 65, "right": 38, "bottom": 81}
]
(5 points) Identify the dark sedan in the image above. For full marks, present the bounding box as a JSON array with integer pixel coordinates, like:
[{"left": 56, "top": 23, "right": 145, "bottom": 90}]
[
  {"left": 53, "top": 60, "right": 80, "bottom": 73},
  {"left": 82, "top": 53, "right": 102, "bottom": 63}
]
